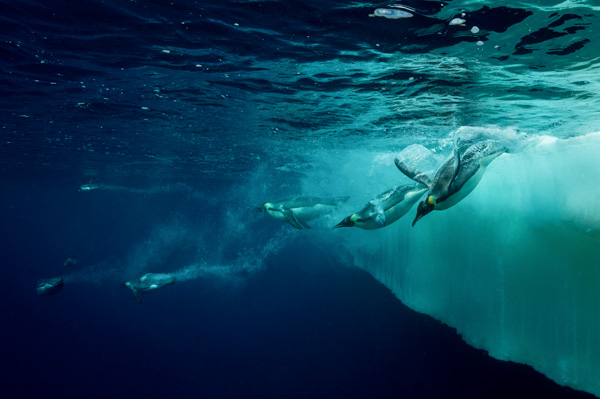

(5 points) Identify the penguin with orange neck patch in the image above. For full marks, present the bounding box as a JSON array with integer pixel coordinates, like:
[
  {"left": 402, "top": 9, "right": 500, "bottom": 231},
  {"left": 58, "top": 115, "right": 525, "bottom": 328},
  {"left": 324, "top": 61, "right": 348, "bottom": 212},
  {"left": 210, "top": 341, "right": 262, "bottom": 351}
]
[
  {"left": 395, "top": 138, "right": 506, "bottom": 226},
  {"left": 333, "top": 184, "right": 427, "bottom": 230}
]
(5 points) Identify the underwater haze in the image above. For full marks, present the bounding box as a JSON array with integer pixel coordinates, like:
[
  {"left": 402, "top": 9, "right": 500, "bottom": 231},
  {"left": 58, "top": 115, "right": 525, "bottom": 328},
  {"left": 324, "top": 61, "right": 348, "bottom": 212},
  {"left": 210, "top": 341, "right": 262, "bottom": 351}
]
[{"left": 2, "top": 0, "right": 600, "bottom": 398}]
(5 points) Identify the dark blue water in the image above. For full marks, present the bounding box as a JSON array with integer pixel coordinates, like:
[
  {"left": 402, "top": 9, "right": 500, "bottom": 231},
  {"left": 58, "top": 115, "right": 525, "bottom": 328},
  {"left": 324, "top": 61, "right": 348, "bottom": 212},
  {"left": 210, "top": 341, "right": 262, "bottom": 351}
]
[
  {"left": 2, "top": 182, "right": 592, "bottom": 399},
  {"left": 2, "top": 1, "right": 599, "bottom": 398}
]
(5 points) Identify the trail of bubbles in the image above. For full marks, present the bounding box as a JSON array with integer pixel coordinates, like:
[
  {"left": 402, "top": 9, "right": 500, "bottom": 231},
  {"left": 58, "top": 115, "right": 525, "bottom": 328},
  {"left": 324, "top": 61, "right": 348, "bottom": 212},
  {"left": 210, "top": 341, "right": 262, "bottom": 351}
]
[
  {"left": 123, "top": 221, "right": 193, "bottom": 280},
  {"left": 61, "top": 256, "right": 123, "bottom": 285},
  {"left": 168, "top": 262, "right": 237, "bottom": 283},
  {"left": 62, "top": 218, "right": 295, "bottom": 287},
  {"left": 62, "top": 221, "right": 202, "bottom": 285}
]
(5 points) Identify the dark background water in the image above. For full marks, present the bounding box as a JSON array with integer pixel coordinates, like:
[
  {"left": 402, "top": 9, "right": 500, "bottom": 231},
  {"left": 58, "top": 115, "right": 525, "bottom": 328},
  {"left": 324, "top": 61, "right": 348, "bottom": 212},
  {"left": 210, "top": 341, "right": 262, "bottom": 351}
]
[{"left": 2, "top": 0, "right": 600, "bottom": 397}]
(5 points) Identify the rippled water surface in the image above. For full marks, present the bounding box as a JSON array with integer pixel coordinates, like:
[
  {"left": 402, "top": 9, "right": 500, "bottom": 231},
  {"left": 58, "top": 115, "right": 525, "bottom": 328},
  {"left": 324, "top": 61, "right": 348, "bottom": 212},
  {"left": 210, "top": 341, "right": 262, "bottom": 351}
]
[{"left": 2, "top": 0, "right": 600, "bottom": 179}]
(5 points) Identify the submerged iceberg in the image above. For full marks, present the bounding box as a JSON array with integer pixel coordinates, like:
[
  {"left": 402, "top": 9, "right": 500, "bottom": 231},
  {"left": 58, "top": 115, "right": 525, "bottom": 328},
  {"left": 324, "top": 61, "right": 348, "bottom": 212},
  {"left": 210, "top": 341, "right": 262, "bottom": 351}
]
[{"left": 339, "top": 132, "right": 600, "bottom": 395}]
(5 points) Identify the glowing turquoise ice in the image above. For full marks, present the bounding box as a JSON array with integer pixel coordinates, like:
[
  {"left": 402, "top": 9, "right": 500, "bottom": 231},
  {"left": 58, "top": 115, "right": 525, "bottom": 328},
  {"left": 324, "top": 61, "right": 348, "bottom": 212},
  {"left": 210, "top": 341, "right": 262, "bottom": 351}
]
[{"left": 334, "top": 131, "right": 600, "bottom": 397}]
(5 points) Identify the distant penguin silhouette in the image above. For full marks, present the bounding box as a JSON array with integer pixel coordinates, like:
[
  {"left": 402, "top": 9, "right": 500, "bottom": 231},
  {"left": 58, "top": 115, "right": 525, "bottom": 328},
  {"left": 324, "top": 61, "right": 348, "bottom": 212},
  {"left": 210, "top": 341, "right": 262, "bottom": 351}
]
[
  {"left": 36, "top": 277, "right": 64, "bottom": 296},
  {"left": 123, "top": 273, "right": 177, "bottom": 304},
  {"left": 33, "top": 257, "right": 78, "bottom": 296},
  {"left": 78, "top": 183, "right": 100, "bottom": 192},
  {"left": 395, "top": 138, "right": 506, "bottom": 226},
  {"left": 254, "top": 196, "right": 349, "bottom": 230},
  {"left": 333, "top": 184, "right": 427, "bottom": 230}
]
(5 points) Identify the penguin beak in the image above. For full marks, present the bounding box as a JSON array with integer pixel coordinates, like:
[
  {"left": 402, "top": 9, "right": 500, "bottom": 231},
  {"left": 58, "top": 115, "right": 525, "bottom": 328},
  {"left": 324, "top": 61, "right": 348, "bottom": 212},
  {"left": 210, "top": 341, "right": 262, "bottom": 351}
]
[
  {"left": 412, "top": 214, "right": 423, "bottom": 227},
  {"left": 412, "top": 200, "right": 433, "bottom": 227},
  {"left": 333, "top": 217, "right": 353, "bottom": 229}
]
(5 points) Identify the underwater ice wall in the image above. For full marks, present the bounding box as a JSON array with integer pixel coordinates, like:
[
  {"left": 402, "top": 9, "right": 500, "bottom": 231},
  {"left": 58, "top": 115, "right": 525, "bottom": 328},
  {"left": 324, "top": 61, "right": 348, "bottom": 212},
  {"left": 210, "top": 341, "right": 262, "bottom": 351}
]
[{"left": 342, "top": 132, "right": 600, "bottom": 396}]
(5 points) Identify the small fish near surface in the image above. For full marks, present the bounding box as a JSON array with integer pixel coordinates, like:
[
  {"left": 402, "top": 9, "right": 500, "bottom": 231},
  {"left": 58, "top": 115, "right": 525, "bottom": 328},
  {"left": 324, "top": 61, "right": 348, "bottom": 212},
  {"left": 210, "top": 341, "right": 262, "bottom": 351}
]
[
  {"left": 370, "top": 8, "right": 414, "bottom": 19},
  {"left": 449, "top": 18, "right": 466, "bottom": 26}
]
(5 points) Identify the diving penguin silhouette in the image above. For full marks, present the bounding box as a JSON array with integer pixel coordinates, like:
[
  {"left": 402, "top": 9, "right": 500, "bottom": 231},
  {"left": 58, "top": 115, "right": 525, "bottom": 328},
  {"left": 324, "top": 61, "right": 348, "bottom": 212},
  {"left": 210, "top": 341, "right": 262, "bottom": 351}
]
[
  {"left": 33, "top": 258, "right": 77, "bottom": 296},
  {"left": 36, "top": 277, "right": 64, "bottom": 296},
  {"left": 395, "top": 138, "right": 506, "bottom": 226},
  {"left": 255, "top": 196, "right": 349, "bottom": 229},
  {"left": 333, "top": 184, "right": 427, "bottom": 230},
  {"left": 123, "top": 273, "right": 177, "bottom": 304}
]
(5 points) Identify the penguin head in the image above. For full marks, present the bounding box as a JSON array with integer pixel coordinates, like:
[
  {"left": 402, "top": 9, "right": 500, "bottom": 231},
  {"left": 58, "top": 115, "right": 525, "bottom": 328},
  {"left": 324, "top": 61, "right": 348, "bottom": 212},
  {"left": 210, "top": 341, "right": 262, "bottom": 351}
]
[
  {"left": 412, "top": 197, "right": 435, "bottom": 226},
  {"left": 252, "top": 203, "right": 268, "bottom": 213},
  {"left": 333, "top": 215, "right": 356, "bottom": 229}
]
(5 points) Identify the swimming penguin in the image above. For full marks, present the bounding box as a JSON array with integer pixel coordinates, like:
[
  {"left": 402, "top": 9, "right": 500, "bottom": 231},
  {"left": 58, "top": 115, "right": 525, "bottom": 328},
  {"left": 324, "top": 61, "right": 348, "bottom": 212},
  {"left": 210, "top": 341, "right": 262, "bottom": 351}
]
[
  {"left": 254, "top": 196, "right": 349, "bottom": 230},
  {"left": 123, "top": 273, "right": 177, "bottom": 304},
  {"left": 78, "top": 183, "right": 100, "bottom": 192},
  {"left": 32, "top": 257, "right": 78, "bottom": 296},
  {"left": 395, "top": 138, "right": 506, "bottom": 226},
  {"left": 36, "top": 277, "right": 64, "bottom": 296},
  {"left": 333, "top": 184, "right": 427, "bottom": 230}
]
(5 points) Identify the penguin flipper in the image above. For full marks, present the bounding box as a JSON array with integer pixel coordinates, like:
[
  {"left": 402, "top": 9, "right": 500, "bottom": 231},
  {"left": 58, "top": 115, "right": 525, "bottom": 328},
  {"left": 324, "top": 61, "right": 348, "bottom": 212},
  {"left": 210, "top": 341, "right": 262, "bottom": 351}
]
[
  {"left": 133, "top": 290, "right": 142, "bottom": 304},
  {"left": 281, "top": 207, "right": 306, "bottom": 230},
  {"left": 299, "top": 219, "right": 312, "bottom": 229},
  {"left": 451, "top": 141, "right": 506, "bottom": 192},
  {"left": 394, "top": 157, "right": 432, "bottom": 188},
  {"left": 449, "top": 136, "right": 462, "bottom": 188}
]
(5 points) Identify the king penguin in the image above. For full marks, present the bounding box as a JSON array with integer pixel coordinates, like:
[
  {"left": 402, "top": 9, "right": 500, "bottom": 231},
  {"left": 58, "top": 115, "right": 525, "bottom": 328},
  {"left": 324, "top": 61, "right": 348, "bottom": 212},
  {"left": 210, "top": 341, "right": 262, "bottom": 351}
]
[
  {"left": 123, "top": 273, "right": 177, "bottom": 304},
  {"left": 395, "top": 138, "right": 506, "bottom": 226},
  {"left": 333, "top": 184, "right": 427, "bottom": 230},
  {"left": 254, "top": 196, "right": 349, "bottom": 230}
]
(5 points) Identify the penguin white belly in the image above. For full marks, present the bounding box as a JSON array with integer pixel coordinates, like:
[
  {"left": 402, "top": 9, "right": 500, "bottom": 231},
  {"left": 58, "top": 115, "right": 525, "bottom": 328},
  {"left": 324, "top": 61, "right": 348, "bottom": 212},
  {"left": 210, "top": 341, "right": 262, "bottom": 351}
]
[
  {"left": 292, "top": 204, "right": 337, "bottom": 221},
  {"left": 436, "top": 165, "right": 486, "bottom": 210},
  {"left": 265, "top": 208, "right": 289, "bottom": 222},
  {"left": 357, "top": 188, "right": 426, "bottom": 229},
  {"left": 356, "top": 202, "right": 415, "bottom": 230},
  {"left": 385, "top": 189, "right": 427, "bottom": 221}
]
